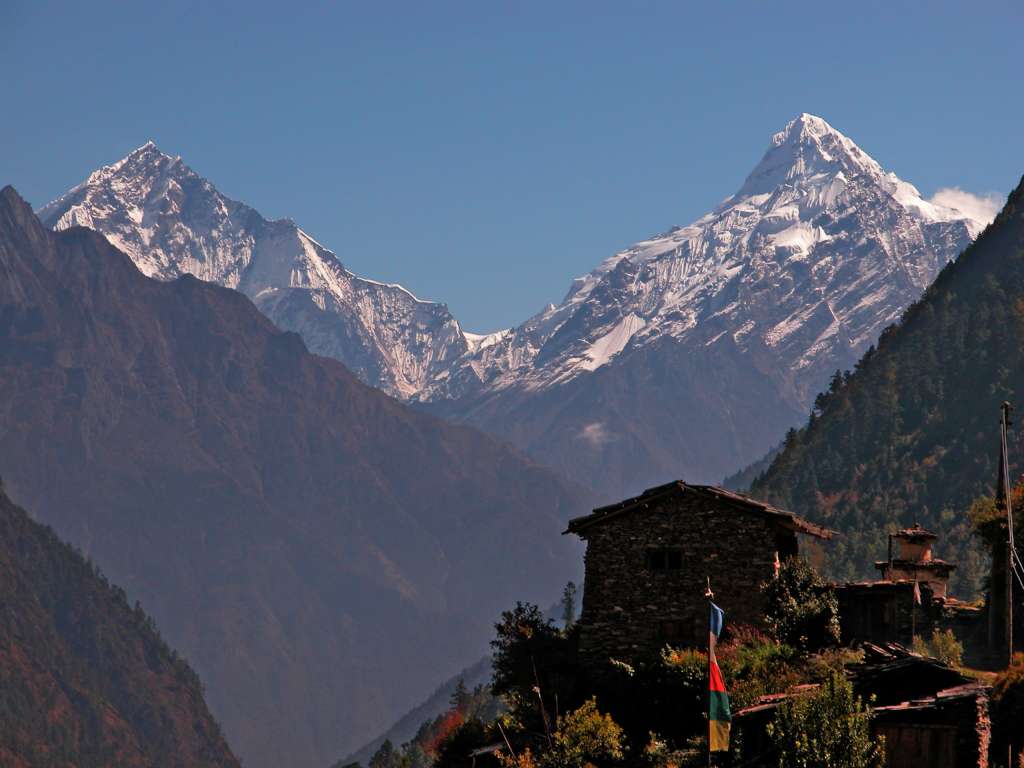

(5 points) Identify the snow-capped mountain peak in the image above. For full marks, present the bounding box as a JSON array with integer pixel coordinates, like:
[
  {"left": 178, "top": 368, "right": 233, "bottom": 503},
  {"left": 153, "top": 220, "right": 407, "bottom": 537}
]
[
  {"left": 417, "top": 114, "right": 991, "bottom": 492},
  {"left": 40, "top": 145, "right": 470, "bottom": 398},
  {"left": 737, "top": 113, "right": 880, "bottom": 198}
]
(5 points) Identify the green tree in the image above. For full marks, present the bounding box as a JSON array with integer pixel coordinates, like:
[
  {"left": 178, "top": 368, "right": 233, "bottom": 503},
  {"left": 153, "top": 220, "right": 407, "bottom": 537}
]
[
  {"left": 369, "top": 740, "right": 402, "bottom": 768},
  {"left": 450, "top": 678, "right": 470, "bottom": 712},
  {"left": 402, "top": 743, "right": 431, "bottom": 768},
  {"left": 490, "top": 602, "right": 576, "bottom": 720},
  {"left": 434, "top": 719, "right": 491, "bottom": 768},
  {"left": 761, "top": 558, "right": 840, "bottom": 653},
  {"left": 561, "top": 582, "right": 578, "bottom": 630},
  {"left": 767, "top": 672, "right": 884, "bottom": 768}
]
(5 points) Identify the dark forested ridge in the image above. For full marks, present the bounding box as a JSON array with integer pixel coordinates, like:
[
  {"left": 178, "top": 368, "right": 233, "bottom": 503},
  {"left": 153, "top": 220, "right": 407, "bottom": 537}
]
[
  {"left": 0, "top": 483, "right": 239, "bottom": 768},
  {"left": 751, "top": 176, "right": 1024, "bottom": 595},
  {"left": 0, "top": 186, "right": 589, "bottom": 768}
]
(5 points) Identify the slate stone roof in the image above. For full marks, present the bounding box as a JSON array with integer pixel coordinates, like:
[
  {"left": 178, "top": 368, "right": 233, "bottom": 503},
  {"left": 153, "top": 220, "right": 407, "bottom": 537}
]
[
  {"left": 565, "top": 480, "right": 834, "bottom": 539},
  {"left": 893, "top": 522, "right": 938, "bottom": 541}
]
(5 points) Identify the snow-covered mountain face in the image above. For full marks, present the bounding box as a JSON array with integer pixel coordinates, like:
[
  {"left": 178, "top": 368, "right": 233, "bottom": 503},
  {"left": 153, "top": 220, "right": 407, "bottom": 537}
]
[
  {"left": 418, "top": 114, "right": 990, "bottom": 495},
  {"left": 428, "top": 114, "right": 986, "bottom": 405},
  {"left": 38, "top": 143, "right": 468, "bottom": 399},
  {"left": 41, "top": 115, "right": 991, "bottom": 498}
]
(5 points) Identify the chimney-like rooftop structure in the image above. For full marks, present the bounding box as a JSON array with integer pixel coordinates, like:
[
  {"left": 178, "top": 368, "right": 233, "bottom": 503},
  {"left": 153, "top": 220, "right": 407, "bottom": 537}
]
[{"left": 875, "top": 523, "right": 956, "bottom": 599}]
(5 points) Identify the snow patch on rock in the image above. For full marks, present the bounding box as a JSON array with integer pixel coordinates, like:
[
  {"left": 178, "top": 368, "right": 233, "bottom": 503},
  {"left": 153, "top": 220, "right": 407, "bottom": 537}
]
[{"left": 580, "top": 314, "right": 647, "bottom": 371}]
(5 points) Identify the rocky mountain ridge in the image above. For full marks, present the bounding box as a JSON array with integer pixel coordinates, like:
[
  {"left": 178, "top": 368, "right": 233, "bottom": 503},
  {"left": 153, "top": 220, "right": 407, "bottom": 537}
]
[
  {"left": 431, "top": 114, "right": 986, "bottom": 402},
  {"left": 1, "top": 185, "right": 587, "bottom": 768},
  {"left": 39, "top": 145, "right": 469, "bottom": 399}
]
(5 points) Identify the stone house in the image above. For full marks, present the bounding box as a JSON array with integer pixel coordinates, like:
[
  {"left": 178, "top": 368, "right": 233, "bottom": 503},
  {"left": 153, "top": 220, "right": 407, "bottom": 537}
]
[
  {"left": 836, "top": 524, "right": 989, "bottom": 666},
  {"left": 565, "top": 481, "right": 833, "bottom": 667},
  {"left": 734, "top": 644, "right": 990, "bottom": 768}
]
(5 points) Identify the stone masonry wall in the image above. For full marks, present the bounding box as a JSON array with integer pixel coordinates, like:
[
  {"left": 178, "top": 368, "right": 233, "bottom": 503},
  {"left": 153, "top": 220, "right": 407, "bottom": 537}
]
[{"left": 576, "top": 490, "right": 795, "bottom": 668}]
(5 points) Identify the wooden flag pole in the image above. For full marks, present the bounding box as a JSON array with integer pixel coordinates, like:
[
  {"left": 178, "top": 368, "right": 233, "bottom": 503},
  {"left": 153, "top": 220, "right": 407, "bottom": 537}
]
[
  {"left": 1002, "top": 402, "right": 1015, "bottom": 665},
  {"left": 706, "top": 577, "right": 713, "bottom": 768},
  {"left": 911, "top": 576, "right": 921, "bottom": 643},
  {"left": 911, "top": 583, "right": 916, "bottom": 641}
]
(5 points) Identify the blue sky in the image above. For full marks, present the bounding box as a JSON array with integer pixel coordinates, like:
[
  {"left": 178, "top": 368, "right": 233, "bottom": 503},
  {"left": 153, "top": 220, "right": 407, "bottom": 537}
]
[{"left": 2, "top": 1, "right": 1022, "bottom": 331}]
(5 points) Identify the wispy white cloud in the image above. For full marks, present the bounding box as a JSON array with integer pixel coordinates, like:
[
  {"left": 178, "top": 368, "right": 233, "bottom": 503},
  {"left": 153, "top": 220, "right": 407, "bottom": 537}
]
[
  {"left": 578, "top": 422, "right": 613, "bottom": 447},
  {"left": 929, "top": 187, "right": 1001, "bottom": 227}
]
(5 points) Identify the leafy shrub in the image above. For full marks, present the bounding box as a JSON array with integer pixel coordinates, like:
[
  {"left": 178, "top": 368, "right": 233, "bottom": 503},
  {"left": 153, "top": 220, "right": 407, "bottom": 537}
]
[
  {"left": 767, "top": 672, "right": 884, "bottom": 768},
  {"left": 716, "top": 628, "right": 802, "bottom": 709},
  {"left": 643, "top": 732, "right": 699, "bottom": 768},
  {"left": 804, "top": 646, "right": 864, "bottom": 679},
  {"left": 911, "top": 629, "right": 963, "bottom": 667},
  {"left": 660, "top": 646, "right": 709, "bottom": 710},
  {"left": 642, "top": 733, "right": 674, "bottom": 767},
  {"left": 497, "top": 746, "right": 539, "bottom": 768},
  {"left": 761, "top": 557, "right": 840, "bottom": 653},
  {"left": 495, "top": 700, "right": 622, "bottom": 768},
  {"left": 547, "top": 697, "right": 626, "bottom": 768},
  {"left": 498, "top": 699, "right": 625, "bottom": 768}
]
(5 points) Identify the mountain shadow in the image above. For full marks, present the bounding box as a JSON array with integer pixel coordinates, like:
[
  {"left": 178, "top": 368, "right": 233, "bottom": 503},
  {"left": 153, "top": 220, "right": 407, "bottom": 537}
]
[{"left": 0, "top": 186, "right": 589, "bottom": 768}]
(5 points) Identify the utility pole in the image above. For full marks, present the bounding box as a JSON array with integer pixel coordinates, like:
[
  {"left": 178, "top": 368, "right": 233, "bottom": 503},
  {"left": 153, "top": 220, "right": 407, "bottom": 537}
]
[
  {"left": 887, "top": 533, "right": 893, "bottom": 579},
  {"left": 1001, "top": 402, "right": 1015, "bottom": 666},
  {"left": 1003, "top": 403, "right": 1011, "bottom": 667}
]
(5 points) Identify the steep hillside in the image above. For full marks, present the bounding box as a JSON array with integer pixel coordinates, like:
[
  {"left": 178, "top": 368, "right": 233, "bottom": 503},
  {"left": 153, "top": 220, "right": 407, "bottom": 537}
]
[
  {"left": 751, "top": 176, "right": 1024, "bottom": 594},
  {"left": 0, "top": 483, "right": 238, "bottom": 768},
  {"left": 0, "top": 186, "right": 587, "bottom": 768}
]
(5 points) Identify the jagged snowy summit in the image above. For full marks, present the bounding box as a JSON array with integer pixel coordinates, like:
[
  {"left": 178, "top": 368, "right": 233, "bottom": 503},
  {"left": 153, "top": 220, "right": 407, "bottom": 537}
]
[
  {"left": 39, "top": 142, "right": 470, "bottom": 398},
  {"left": 429, "top": 112, "right": 992, "bottom": 401}
]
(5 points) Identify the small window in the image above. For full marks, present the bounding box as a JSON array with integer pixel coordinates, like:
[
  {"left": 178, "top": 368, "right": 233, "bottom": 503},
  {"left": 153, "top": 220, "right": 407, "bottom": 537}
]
[
  {"left": 647, "top": 549, "right": 667, "bottom": 570},
  {"left": 647, "top": 548, "right": 683, "bottom": 571},
  {"left": 660, "top": 620, "right": 686, "bottom": 644}
]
